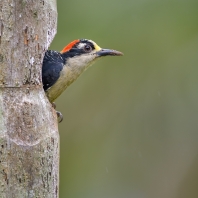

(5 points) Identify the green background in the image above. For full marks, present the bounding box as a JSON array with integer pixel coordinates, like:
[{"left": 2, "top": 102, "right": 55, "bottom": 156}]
[{"left": 50, "top": 1, "right": 198, "bottom": 198}]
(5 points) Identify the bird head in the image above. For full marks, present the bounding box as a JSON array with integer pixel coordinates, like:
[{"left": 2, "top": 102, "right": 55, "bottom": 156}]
[
  {"left": 60, "top": 39, "right": 123, "bottom": 71},
  {"left": 43, "top": 39, "right": 123, "bottom": 103}
]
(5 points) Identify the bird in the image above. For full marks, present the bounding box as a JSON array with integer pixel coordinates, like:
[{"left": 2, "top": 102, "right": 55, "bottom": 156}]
[{"left": 42, "top": 39, "right": 123, "bottom": 122}]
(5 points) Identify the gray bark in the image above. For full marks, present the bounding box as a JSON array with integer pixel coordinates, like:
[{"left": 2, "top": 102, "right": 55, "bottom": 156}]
[{"left": 0, "top": 0, "right": 59, "bottom": 197}]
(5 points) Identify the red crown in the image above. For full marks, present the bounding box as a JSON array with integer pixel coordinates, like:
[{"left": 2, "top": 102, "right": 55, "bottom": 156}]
[{"left": 60, "top": 39, "right": 80, "bottom": 53}]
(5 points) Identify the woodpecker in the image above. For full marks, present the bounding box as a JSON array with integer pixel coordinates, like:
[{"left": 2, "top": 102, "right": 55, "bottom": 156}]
[{"left": 42, "top": 39, "right": 123, "bottom": 121}]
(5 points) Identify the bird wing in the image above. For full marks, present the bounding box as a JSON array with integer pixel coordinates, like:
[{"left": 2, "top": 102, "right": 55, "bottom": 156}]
[{"left": 42, "top": 50, "right": 64, "bottom": 91}]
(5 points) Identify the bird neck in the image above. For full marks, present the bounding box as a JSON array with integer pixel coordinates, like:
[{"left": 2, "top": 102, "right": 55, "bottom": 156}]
[{"left": 63, "top": 54, "right": 96, "bottom": 76}]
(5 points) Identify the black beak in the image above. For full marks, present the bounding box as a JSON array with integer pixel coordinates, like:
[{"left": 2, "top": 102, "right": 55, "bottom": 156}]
[{"left": 96, "top": 49, "right": 123, "bottom": 57}]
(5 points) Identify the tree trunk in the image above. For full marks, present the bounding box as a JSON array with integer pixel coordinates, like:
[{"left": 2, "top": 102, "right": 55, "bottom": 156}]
[{"left": 0, "top": 0, "right": 59, "bottom": 197}]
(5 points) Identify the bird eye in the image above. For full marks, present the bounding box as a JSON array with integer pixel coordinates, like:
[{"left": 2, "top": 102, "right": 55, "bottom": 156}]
[{"left": 83, "top": 44, "right": 92, "bottom": 52}]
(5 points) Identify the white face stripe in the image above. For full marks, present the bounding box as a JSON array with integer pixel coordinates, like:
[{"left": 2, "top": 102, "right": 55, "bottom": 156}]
[{"left": 77, "top": 43, "right": 86, "bottom": 49}]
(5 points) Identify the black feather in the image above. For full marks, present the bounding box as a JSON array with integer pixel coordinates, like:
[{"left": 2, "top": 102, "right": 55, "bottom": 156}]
[{"left": 42, "top": 50, "right": 64, "bottom": 91}]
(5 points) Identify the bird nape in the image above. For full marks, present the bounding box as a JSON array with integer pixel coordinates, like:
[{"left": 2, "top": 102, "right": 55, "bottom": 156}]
[{"left": 42, "top": 39, "right": 123, "bottom": 122}]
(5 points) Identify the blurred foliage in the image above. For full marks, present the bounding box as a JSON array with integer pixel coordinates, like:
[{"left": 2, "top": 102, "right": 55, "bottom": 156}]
[{"left": 50, "top": 0, "right": 198, "bottom": 197}]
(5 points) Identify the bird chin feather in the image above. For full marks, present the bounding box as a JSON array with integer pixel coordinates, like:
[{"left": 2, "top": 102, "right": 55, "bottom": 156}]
[{"left": 66, "top": 53, "right": 97, "bottom": 72}]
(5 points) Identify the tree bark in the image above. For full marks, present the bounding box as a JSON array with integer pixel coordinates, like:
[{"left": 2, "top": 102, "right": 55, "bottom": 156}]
[{"left": 0, "top": 0, "right": 59, "bottom": 197}]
